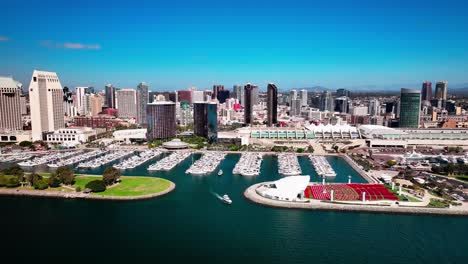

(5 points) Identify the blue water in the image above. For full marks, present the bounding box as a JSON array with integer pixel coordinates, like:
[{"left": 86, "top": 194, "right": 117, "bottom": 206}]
[{"left": 0, "top": 154, "right": 466, "bottom": 264}]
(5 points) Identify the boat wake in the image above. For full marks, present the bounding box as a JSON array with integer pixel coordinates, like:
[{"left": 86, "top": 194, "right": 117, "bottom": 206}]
[{"left": 210, "top": 191, "right": 223, "bottom": 200}]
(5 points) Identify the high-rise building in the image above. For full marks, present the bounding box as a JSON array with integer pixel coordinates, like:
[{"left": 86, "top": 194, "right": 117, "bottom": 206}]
[
  {"left": 289, "top": 89, "right": 298, "bottom": 105},
  {"left": 62, "top": 86, "right": 77, "bottom": 117},
  {"left": 244, "top": 83, "right": 254, "bottom": 124},
  {"left": 336, "top": 88, "right": 351, "bottom": 97},
  {"left": 147, "top": 102, "right": 176, "bottom": 140},
  {"left": 368, "top": 99, "right": 380, "bottom": 116},
  {"left": 29, "top": 70, "right": 65, "bottom": 141},
  {"left": 193, "top": 102, "right": 218, "bottom": 142},
  {"left": 192, "top": 90, "right": 204, "bottom": 102},
  {"left": 20, "top": 95, "right": 28, "bottom": 115},
  {"left": 233, "top": 85, "right": 244, "bottom": 106},
  {"left": 178, "top": 101, "right": 192, "bottom": 127},
  {"left": 266, "top": 83, "right": 278, "bottom": 126},
  {"left": 89, "top": 94, "right": 103, "bottom": 116},
  {"left": 75, "top": 86, "right": 94, "bottom": 115},
  {"left": 435, "top": 81, "right": 448, "bottom": 100},
  {"left": 300, "top": 89, "right": 308, "bottom": 106},
  {"left": 319, "top": 91, "right": 333, "bottom": 112},
  {"left": 136, "top": 82, "right": 149, "bottom": 126},
  {"left": 251, "top": 85, "right": 259, "bottom": 105},
  {"left": 0, "top": 76, "right": 22, "bottom": 131},
  {"left": 115, "top": 89, "right": 137, "bottom": 119},
  {"left": 290, "top": 99, "right": 302, "bottom": 116},
  {"left": 421, "top": 81, "right": 432, "bottom": 102},
  {"left": 334, "top": 97, "right": 349, "bottom": 113},
  {"left": 399, "top": 88, "right": 421, "bottom": 128},
  {"left": 105, "top": 84, "right": 116, "bottom": 108},
  {"left": 212, "top": 85, "right": 224, "bottom": 100},
  {"left": 217, "top": 90, "right": 230, "bottom": 103},
  {"left": 178, "top": 90, "right": 192, "bottom": 104}
]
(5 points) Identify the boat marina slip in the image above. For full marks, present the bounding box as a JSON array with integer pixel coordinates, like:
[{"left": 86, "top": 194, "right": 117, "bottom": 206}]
[
  {"left": 114, "top": 149, "right": 162, "bottom": 170},
  {"left": 77, "top": 150, "right": 134, "bottom": 169},
  {"left": 48, "top": 149, "right": 108, "bottom": 168},
  {"left": 18, "top": 150, "right": 82, "bottom": 167},
  {"left": 277, "top": 153, "right": 302, "bottom": 176},
  {"left": 233, "top": 153, "right": 262, "bottom": 176},
  {"left": 0, "top": 153, "right": 35, "bottom": 163},
  {"left": 147, "top": 151, "right": 192, "bottom": 171},
  {"left": 186, "top": 152, "right": 226, "bottom": 175},
  {"left": 309, "top": 155, "right": 337, "bottom": 177}
]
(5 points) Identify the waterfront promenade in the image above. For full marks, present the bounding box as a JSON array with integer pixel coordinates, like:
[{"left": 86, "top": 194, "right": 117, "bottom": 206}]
[{"left": 244, "top": 183, "right": 468, "bottom": 216}]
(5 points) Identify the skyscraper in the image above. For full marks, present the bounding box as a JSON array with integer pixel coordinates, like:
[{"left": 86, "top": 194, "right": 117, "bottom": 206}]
[
  {"left": 244, "top": 83, "right": 254, "bottom": 125},
  {"left": 217, "top": 90, "right": 230, "bottom": 103},
  {"left": 266, "top": 83, "right": 278, "bottom": 126},
  {"left": 89, "top": 94, "right": 103, "bottom": 116},
  {"left": 105, "top": 84, "right": 115, "bottom": 108},
  {"left": 336, "top": 88, "right": 351, "bottom": 97},
  {"left": 289, "top": 89, "right": 298, "bottom": 105},
  {"left": 212, "top": 85, "right": 224, "bottom": 100},
  {"left": 233, "top": 85, "right": 244, "bottom": 106},
  {"left": 193, "top": 102, "right": 218, "bottom": 142},
  {"left": 334, "top": 97, "right": 349, "bottom": 113},
  {"left": 290, "top": 99, "right": 302, "bottom": 116},
  {"left": 435, "top": 81, "right": 448, "bottom": 100},
  {"left": 136, "top": 82, "right": 149, "bottom": 126},
  {"left": 147, "top": 102, "right": 176, "bottom": 140},
  {"left": 300, "top": 89, "right": 308, "bottom": 106},
  {"left": 319, "top": 91, "right": 333, "bottom": 112},
  {"left": 115, "top": 89, "right": 137, "bottom": 119},
  {"left": 399, "top": 88, "right": 421, "bottom": 128},
  {"left": 251, "top": 85, "right": 259, "bottom": 105},
  {"left": 0, "top": 76, "right": 22, "bottom": 131},
  {"left": 29, "top": 70, "right": 65, "bottom": 141},
  {"left": 421, "top": 81, "right": 432, "bottom": 102},
  {"left": 368, "top": 98, "right": 380, "bottom": 116},
  {"left": 178, "top": 90, "right": 192, "bottom": 104}
]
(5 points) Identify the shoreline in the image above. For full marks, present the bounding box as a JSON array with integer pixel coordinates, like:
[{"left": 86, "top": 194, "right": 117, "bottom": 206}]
[
  {"left": 0, "top": 180, "right": 176, "bottom": 201},
  {"left": 244, "top": 183, "right": 468, "bottom": 216}
]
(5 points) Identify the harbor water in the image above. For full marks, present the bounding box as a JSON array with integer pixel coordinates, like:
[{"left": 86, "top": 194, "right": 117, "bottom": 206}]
[{"left": 0, "top": 154, "right": 466, "bottom": 263}]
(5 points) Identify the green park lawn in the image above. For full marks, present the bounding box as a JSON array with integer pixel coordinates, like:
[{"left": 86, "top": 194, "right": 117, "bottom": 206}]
[{"left": 73, "top": 175, "right": 172, "bottom": 197}]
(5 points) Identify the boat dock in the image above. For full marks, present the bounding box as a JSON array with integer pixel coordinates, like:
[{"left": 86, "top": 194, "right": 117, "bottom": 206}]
[
  {"left": 147, "top": 151, "right": 192, "bottom": 171},
  {"left": 277, "top": 153, "right": 302, "bottom": 176},
  {"left": 233, "top": 153, "right": 262, "bottom": 176},
  {"left": 18, "top": 151, "right": 81, "bottom": 167},
  {"left": 48, "top": 149, "right": 108, "bottom": 168},
  {"left": 114, "top": 149, "right": 162, "bottom": 170},
  {"left": 77, "top": 150, "right": 133, "bottom": 169},
  {"left": 309, "top": 155, "right": 337, "bottom": 177},
  {"left": 186, "top": 152, "right": 226, "bottom": 175}
]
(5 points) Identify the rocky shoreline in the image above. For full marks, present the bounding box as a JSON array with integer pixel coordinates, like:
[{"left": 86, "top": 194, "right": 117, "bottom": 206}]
[
  {"left": 244, "top": 183, "right": 468, "bottom": 216},
  {"left": 0, "top": 182, "right": 176, "bottom": 201}
]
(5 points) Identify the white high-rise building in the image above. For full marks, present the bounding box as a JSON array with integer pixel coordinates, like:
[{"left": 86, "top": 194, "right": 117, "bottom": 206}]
[
  {"left": 29, "top": 70, "right": 65, "bottom": 141},
  {"left": 368, "top": 99, "right": 380, "bottom": 116},
  {"left": 192, "top": 90, "right": 204, "bottom": 102},
  {"left": 115, "top": 89, "right": 137, "bottom": 119},
  {"left": 300, "top": 89, "right": 308, "bottom": 106},
  {"left": 0, "top": 76, "right": 22, "bottom": 131}
]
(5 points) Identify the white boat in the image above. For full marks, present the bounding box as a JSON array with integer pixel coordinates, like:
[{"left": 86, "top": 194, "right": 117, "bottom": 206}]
[
  {"left": 218, "top": 170, "right": 223, "bottom": 176},
  {"left": 222, "top": 194, "right": 232, "bottom": 204}
]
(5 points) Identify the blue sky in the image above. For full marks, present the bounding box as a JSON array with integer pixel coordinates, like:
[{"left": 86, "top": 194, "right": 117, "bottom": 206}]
[{"left": 1, "top": 0, "right": 468, "bottom": 91}]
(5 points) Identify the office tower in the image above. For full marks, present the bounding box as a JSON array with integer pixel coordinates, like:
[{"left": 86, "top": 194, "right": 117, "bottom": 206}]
[
  {"left": 217, "top": 90, "right": 230, "bottom": 103},
  {"left": 0, "top": 76, "right": 22, "bottom": 131},
  {"left": 421, "top": 81, "right": 432, "bottom": 102},
  {"left": 399, "top": 88, "right": 421, "bottom": 128},
  {"left": 289, "top": 89, "right": 298, "bottom": 105},
  {"left": 115, "top": 89, "right": 137, "bottom": 119},
  {"left": 193, "top": 102, "right": 218, "bottom": 142},
  {"left": 319, "top": 91, "right": 333, "bottom": 112},
  {"left": 136, "top": 82, "right": 149, "bottom": 126},
  {"left": 336, "top": 88, "right": 351, "bottom": 97},
  {"left": 300, "top": 89, "right": 308, "bottom": 106},
  {"left": 178, "top": 90, "right": 192, "bottom": 104},
  {"left": 192, "top": 90, "right": 204, "bottom": 102},
  {"left": 334, "top": 97, "right": 349, "bottom": 113},
  {"left": 384, "top": 101, "right": 395, "bottom": 114},
  {"left": 29, "top": 70, "right": 65, "bottom": 141},
  {"left": 89, "top": 94, "right": 103, "bottom": 116},
  {"left": 233, "top": 85, "right": 244, "bottom": 106},
  {"left": 266, "top": 83, "right": 278, "bottom": 126},
  {"left": 20, "top": 95, "right": 28, "bottom": 115},
  {"left": 368, "top": 99, "right": 380, "bottom": 116},
  {"left": 352, "top": 106, "right": 368, "bottom": 116},
  {"left": 290, "top": 98, "right": 302, "bottom": 116},
  {"left": 251, "top": 85, "right": 259, "bottom": 105},
  {"left": 445, "top": 100, "right": 456, "bottom": 114},
  {"left": 178, "top": 101, "right": 192, "bottom": 126},
  {"left": 244, "top": 83, "right": 254, "bottom": 124},
  {"left": 62, "top": 86, "right": 77, "bottom": 117},
  {"left": 147, "top": 102, "right": 176, "bottom": 140},
  {"left": 212, "top": 85, "right": 224, "bottom": 100},
  {"left": 105, "top": 84, "right": 115, "bottom": 108},
  {"left": 435, "top": 81, "right": 448, "bottom": 100},
  {"left": 75, "top": 86, "right": 94, "bottom": 115}
]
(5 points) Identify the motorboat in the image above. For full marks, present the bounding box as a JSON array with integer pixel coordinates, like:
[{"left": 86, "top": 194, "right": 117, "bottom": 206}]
[
  {"left": 222, "top": 194, "right": 232, "bottom": 204},
  {"left": 218, "top": 170, "right": 223, "bottom": 176}
]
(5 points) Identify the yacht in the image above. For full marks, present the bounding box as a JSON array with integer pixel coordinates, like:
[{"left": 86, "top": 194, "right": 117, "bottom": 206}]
[
  {"left": 218, "top": 170, "right": 223, "bottom": 176},
  {"left": 222, "top": 194, "right": 232, "bottom": 204}
]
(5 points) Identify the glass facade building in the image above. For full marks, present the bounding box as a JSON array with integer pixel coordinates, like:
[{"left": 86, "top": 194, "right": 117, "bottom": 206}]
[
  {"left": 147, "top": 102, "right": 176, "bottom": 140},
  {"left": 267, "top": 83, "right": 278, "bottom": 126},
  {"left": 399, "top": 88, "right": 421, "bottom": 128},
  {"left": 193, "top": 102, "right": 218, "bottom": 142}
]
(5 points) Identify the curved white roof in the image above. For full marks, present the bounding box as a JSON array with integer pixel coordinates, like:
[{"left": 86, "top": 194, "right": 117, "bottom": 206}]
[
  {"left": 262, "top": 175, "right": 310, "bottom": 200},
  {"left": 305, "top": 124, "right": 358, "bottom": 133},
  {"left": 358, "top": 125, "right": 407, "bottom": 138}
]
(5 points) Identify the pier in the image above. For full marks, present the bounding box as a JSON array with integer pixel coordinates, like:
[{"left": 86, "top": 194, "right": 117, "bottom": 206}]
[
  {"left": 147, "top": 151, "right": 192, "bottom": 171},
  {"left": 48, "top": 149, "right": 108, "bottom": 168},
  {"left": 114, "top": 149, "right": 162, "bottom": 170},
  {"left": 233, "top": 153, "right": 262, "bottom": 176},
  {"left": 277, "top": 153, "right": 302, "bottom": 176},
  {"left": 77, "top": 150, "right": 134, "bottom": 169},
  {"left": 18, "top": 150, "right": 81, "bottom": 167},
  {"left": 309, "top": 155, "right": 337, "bottom": 177},
  {"left": 186, "top": 152, "right": 226, "bottom": 175}
]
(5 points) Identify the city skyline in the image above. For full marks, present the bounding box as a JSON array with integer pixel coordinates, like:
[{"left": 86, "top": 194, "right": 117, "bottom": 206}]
[{"left": 2, "top": 0, "right": 468, "bottom": 90}]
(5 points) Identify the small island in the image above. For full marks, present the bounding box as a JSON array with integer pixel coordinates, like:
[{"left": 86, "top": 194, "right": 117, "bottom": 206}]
[{"left": 0, "top": 166, "right": 175, "bottom": 200}]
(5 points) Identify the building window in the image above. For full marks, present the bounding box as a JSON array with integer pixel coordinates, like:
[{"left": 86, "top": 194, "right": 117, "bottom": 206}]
[{"left": 33, "top": 77, "right": 37, "bottom": 82}]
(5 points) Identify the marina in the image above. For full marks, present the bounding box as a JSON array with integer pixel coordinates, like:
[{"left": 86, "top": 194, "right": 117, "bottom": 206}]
[
  {"left": 232, "top": 152, "right": 262, "bottom": 176},
  {"left": 277, "top": 153, "right": 302, "bottom": 176},
  {"left": 0, "top": 153, "right": 35, "bottom": 163},
  {"left": 113, "top": 149, "right": 162, "bottom": 170},
  {"left": 48, "top": 149, "right": 108, "bottom": 168},
  {"left": 309, "top": 155, "right": 337, "bottom": 177},
  {"left": 77, "top": 150, "right": 134, "bottom": 169},
  {"left": 185, "top": 152, "right": 226, "bottom": 175},
  {"left": 147, "top": 151, "right": 192, "bottom": 171},
  {"left": 18, "top": 151, "right": 81, "bottom": 167}
]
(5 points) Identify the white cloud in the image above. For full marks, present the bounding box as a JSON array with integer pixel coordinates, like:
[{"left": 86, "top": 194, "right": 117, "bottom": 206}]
[
  {"left": 0, "top": 36, "right": 10, "bottom": 42},
  {"left": 40, "top": 40, "right": 101, "bottom": 50}
]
